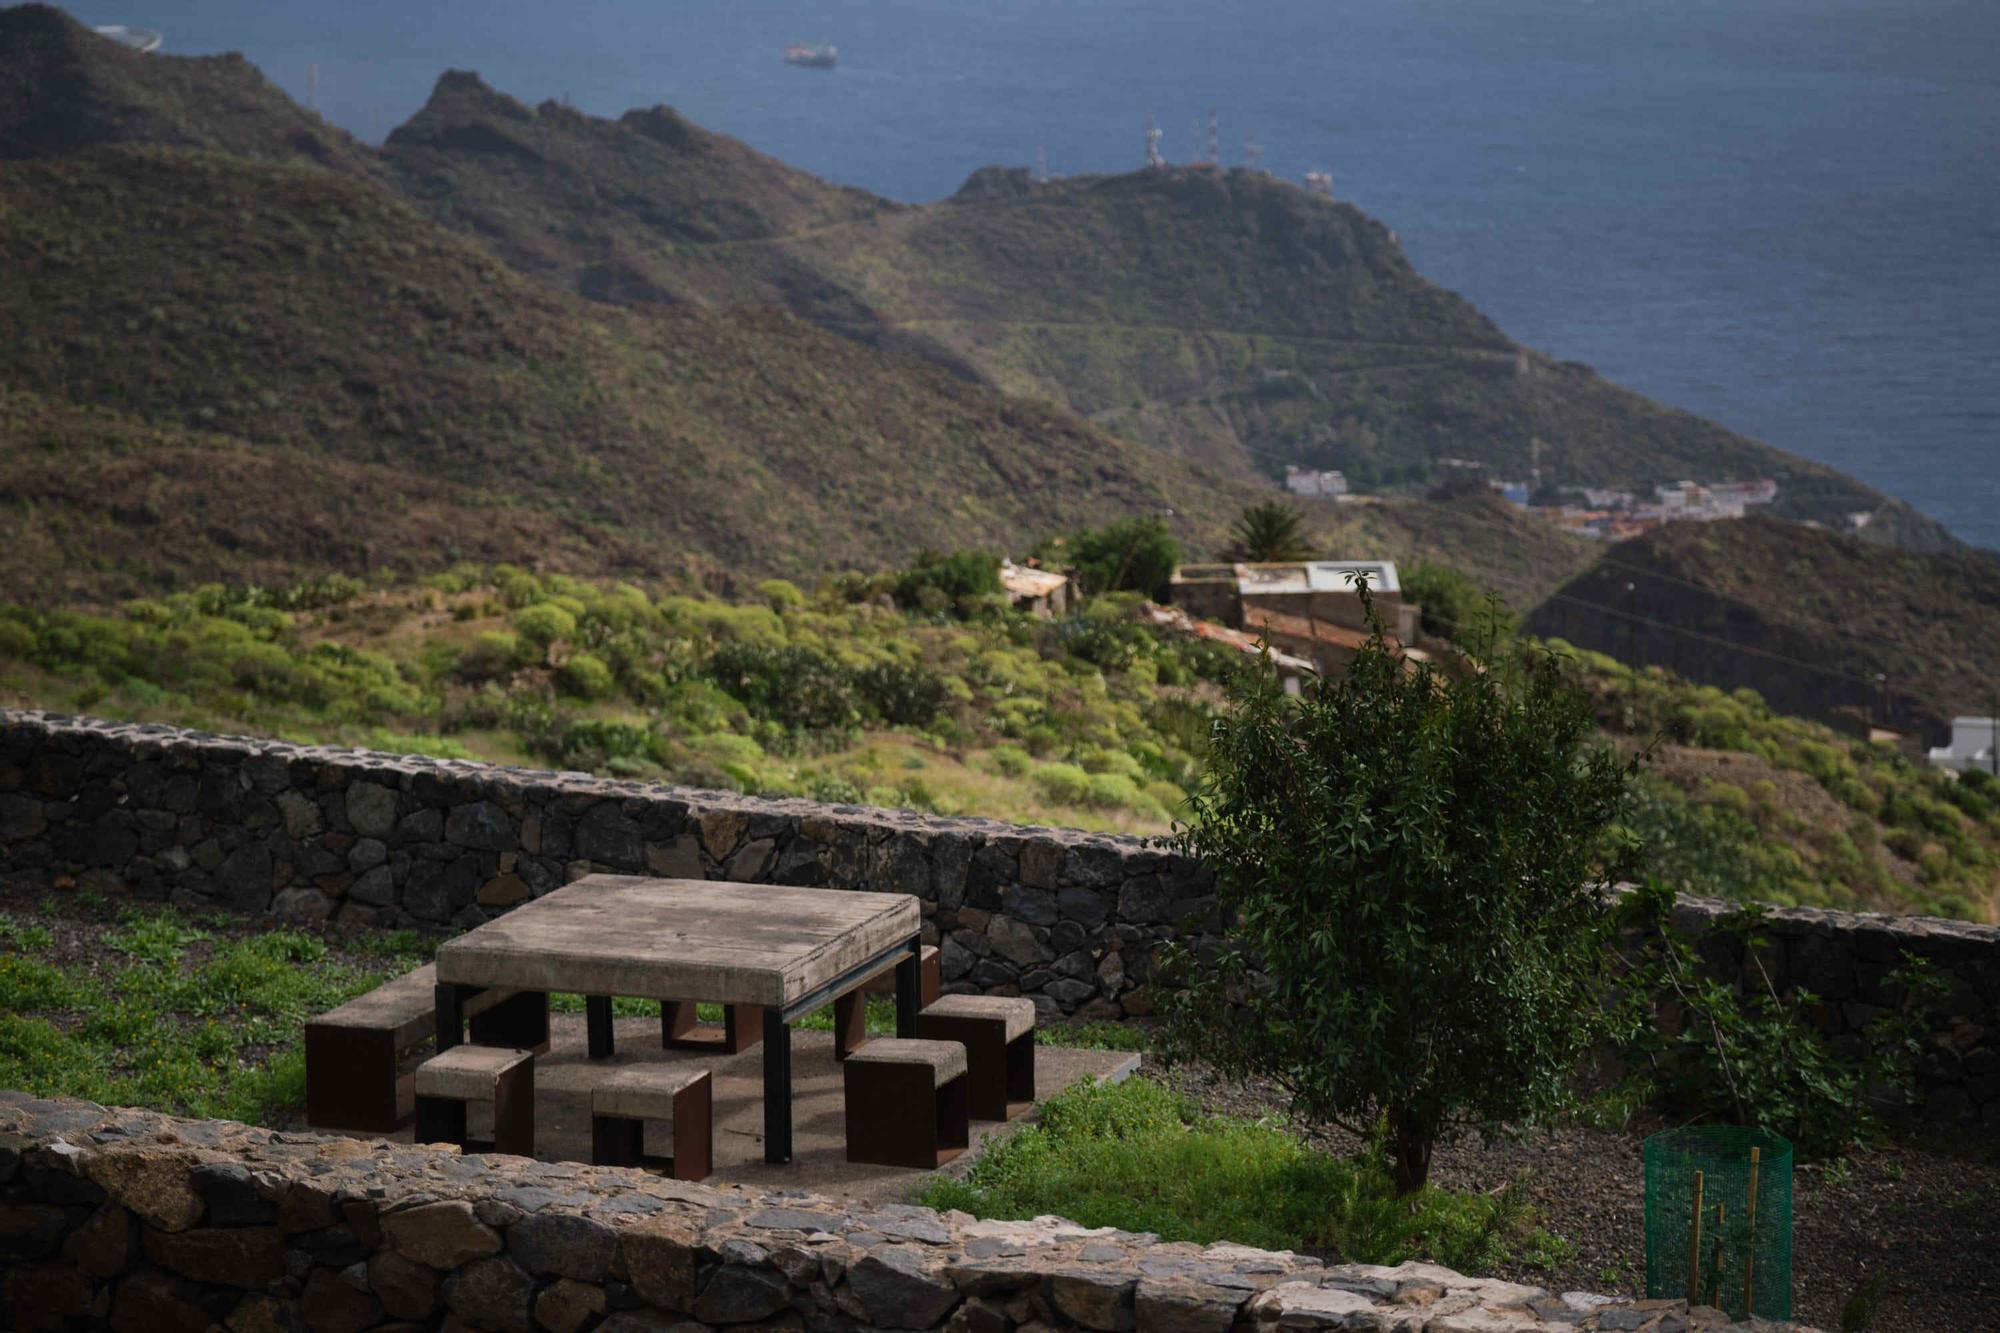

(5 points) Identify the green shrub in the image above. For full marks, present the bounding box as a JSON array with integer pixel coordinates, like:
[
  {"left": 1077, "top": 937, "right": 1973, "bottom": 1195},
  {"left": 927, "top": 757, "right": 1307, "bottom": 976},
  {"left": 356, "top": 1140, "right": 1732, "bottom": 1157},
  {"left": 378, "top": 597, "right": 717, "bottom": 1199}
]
[
  {"left": 1611, "top": 882, "right": 1946, "bottom": 1156},
  {"left": 853, "top": 660, "right": 948, "bottom": 727},
  {"left": 757, "top": 579, "right": 805, "bottom": 612},
  {"left": 703, "top": 641, "right": 856, "bottom": 731},
  {"left": 1059, "top": 517, "right": 1180, "bottom": 600},
  {"left": 1083, "top": 772, "right": 1144, "bottom": 810},
  {"left": 1400, "top": 562, "right": 1518, "bottom": 646},
  {"left": 512, "top": 603, "right": 577, "bottom": 653},
  {"left": 894, "top": 550, "right": 1002, "bottom": 613},
  {"left": 987, "top": 744, "right": 1033, "bottom": 777},
  {"left": 454, "top": 631, "right": 520, "bottom": 683},
  {"left": 1031, "top": 762, "right": 1091, "bottom": 806},
  {"left": 558, "top": 652, "right": 615, "bottom": 700}
]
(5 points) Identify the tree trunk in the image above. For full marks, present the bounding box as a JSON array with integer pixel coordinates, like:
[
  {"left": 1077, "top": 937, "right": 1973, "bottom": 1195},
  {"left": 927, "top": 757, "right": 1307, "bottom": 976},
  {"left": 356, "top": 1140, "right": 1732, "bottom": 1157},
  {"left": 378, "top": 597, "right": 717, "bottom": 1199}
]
[{"left": 1388, "top": 1107, "right": 1434, "bottom": 1195}]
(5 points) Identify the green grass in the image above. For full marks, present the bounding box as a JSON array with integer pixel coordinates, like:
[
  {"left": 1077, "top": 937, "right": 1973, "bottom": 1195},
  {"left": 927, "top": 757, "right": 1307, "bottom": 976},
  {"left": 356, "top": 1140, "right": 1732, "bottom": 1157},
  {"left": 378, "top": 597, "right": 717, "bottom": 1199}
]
[
  {"left": 0, "top": 907, "right": 426, "bottom": 1123},
  {"left": 919, "top": 1076, "right": 1555, "bottom": 1271}
]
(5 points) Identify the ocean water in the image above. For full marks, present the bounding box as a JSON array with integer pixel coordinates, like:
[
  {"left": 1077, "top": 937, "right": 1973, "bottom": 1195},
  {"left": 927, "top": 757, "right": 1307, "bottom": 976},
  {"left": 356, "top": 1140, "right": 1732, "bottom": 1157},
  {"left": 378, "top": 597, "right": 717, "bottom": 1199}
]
[{"left": 88, "top": 0, "right": 2000, "bottom": 548}]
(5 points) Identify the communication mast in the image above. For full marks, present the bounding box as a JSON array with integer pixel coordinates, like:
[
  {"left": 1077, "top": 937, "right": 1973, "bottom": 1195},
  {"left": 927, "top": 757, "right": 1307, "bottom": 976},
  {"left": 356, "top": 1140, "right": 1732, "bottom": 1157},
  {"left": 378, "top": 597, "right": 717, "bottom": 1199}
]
[
  {"left": 1245, "top": 132, "right": 1263, "bottom": 172},
  {"left": 1145, "top": 114, "right": 1165, "bottom": 168},
  {"left": 1035, "top": 145, "right": 1048, "bottom": 183},
  {"left": 1208, "top": 108, "right": 1219, "bottom": 165}
]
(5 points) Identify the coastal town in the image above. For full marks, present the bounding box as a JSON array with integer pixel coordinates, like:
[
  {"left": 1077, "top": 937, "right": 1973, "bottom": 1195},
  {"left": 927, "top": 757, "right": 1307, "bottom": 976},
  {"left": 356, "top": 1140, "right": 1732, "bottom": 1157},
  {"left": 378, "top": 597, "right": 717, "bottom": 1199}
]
[{"left": 1287, "top": 464, "right": 1782, "bottom": 539}]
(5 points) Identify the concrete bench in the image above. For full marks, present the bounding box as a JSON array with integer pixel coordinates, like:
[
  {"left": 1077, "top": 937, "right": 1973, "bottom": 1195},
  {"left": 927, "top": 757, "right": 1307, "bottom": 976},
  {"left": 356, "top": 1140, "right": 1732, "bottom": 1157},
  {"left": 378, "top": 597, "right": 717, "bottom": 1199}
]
[
  {"left": 305, "top": 963, "right": 546, "bottom": 1132},
  {"left": 413, "top": 1044, "right": 535, "bottom": 1157},
  {"left": 915, "top": 993, "right": 1036, "bottom": 1121},
  {"left": 835, "top": 944, "right": 941, "bottom": 1060},
  {"left": 590, "top": 1066, "right": 713, "bottom": 1181},
  {"left": 843, "top": 1037, "right": 969, "bottom": 1168}
]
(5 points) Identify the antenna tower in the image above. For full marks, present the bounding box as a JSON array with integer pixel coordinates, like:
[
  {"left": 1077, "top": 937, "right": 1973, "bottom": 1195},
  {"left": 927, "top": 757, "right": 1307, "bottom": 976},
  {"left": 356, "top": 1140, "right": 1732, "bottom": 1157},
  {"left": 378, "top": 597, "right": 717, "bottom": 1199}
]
[
  {"left": 1145, "top": 114, "right": 1164, "bottom": 168},
  {"left": 1190, "top": 119, "right": 1201, "bottom": 164},
  {"left": 1208, "top": 108, "right": 1219, "bottom": 165},
  {"left": 1035, "top": 145, "right": 1048, "bottom": 183},
  {"left": 1245, "top": 132, "right": 1263, "bottom": 172}
]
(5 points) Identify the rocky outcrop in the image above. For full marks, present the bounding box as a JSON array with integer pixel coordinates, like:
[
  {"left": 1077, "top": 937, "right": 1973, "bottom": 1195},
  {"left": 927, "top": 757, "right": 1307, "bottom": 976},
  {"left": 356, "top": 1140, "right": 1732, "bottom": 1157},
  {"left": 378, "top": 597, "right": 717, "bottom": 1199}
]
[{"left": 0, "top": 1093, "right": 1818, "bottom": 1332}]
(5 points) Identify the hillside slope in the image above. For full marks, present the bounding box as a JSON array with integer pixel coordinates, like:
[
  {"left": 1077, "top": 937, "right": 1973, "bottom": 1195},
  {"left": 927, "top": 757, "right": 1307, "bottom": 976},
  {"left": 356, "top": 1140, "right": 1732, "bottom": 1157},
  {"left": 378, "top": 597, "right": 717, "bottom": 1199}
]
[
  {"left": 364, "top": 77, "right": 1955, "bottom": 549},
  {"left": 1526, "top": 517, "right": 2000, "bottom": 740},
  {"left": 0, "top": 140, "right": 1272, "bottom": 599},
  {"left": 0, "top": 2, "right": 374, "bottom": 173}
]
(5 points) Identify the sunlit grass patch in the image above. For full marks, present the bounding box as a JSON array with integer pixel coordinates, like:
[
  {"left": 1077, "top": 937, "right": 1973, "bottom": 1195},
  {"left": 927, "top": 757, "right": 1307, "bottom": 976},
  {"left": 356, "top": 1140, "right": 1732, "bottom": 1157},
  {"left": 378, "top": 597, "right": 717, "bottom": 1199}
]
[
  {"left": 920, "top": 1076, "right": 1557, "bottom": 1273},
  {"left": 0, "top": 906, "right": 426, "bottom": 1123}
]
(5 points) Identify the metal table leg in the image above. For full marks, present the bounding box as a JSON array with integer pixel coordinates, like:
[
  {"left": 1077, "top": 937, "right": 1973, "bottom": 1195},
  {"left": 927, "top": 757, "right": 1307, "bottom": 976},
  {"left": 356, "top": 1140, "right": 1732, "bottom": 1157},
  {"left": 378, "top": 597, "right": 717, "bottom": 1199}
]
[
  {"left": 586, "top": 995, "right": 614, "bottom": 1059},
  {"left": 435, "top": 982, "right": 466, "bottom": 1053},
  {"left": 894, "top": 935, "right": 923, "bottom": 1037},
  {"left": 763, "top": 1007, "right": 792, "bottom": 1163}
]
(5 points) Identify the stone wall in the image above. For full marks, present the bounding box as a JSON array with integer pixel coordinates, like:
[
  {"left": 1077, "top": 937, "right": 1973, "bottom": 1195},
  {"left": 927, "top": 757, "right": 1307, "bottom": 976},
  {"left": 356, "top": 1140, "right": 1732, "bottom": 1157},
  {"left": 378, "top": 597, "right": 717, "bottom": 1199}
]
[
  {"left": 0, "top": 710, "right": 1994, "bottom": 1125},
  {"left": 0, "top": 1092, "right": 1817, "bottom": 1332}
]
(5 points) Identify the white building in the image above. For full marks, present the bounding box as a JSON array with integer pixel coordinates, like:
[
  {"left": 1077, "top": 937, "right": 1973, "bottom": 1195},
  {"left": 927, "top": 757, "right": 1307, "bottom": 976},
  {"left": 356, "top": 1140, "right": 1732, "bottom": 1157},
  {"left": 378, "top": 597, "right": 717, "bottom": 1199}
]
[
  {"left": 1928, "top": 717, "right": 2000, "bottom": 773},
  {"left": 1285, "top": 466, "right": 1348, "bottom": 498}
]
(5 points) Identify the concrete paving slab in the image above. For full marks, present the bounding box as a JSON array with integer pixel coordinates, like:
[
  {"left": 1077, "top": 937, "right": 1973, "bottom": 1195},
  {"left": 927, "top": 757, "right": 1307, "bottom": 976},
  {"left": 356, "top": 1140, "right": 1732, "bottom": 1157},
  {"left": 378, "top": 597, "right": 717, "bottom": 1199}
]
[{"left": 374, "top": 1012, "right": 1140, "bottom": 1205}]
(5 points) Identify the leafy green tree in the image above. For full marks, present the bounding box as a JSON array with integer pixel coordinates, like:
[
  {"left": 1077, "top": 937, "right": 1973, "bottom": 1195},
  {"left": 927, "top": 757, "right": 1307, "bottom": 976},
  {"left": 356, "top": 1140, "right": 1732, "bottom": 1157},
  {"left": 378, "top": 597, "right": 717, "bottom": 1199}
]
[
  {"left": 1225, "top": 502, "right": 1315, "bottom": 563},
  {"left": 894, "top": 550, "right": 1002, "bottom": 615},
  {"left": 1160, "top": 583, "right": 1635, "bottom": 1193},
  {"left": 1064, "top": 517, "right": 1180, "bottom": 600},
  {"left": 1400, "top": 561, "right": 1518, "bottom": 645}
]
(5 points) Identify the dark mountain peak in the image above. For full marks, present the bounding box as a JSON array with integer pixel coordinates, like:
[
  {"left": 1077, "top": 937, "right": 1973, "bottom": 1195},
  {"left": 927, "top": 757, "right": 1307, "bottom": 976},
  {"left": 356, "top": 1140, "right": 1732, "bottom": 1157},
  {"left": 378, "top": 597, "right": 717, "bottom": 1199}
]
[
  {"left": 0, "top": 3, "right": 373, "bottom": 170},
  {"left": 1, "top": 2, "right": 83, "bottom": 41},
  {"left": 618, "top": 103, "right": 707, "bottom": 154},
  {"left": 949, "top": 165, "right": 1041, "bottom": 201},
  {"left": 385, "top": 70, "right": 543, "bottom": 164},
  {"left": 416, "top": 69, "right": 532, "bottom": 121}
]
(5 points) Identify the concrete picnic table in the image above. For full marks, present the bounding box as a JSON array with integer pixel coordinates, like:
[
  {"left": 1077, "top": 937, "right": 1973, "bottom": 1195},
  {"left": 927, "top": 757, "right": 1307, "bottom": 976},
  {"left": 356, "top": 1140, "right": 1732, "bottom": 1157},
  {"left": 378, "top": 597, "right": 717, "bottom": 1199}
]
[{"left": 433, "top": 874, "right": 924, "bottom": 1164}]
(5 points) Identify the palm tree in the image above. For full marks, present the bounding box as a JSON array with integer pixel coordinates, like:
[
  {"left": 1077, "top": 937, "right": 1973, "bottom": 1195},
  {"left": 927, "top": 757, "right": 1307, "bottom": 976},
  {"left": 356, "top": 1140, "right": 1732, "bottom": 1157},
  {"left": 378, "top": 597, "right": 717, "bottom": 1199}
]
[{"left": 1226, "top": 501, "right": 1315, "bottom": 562}]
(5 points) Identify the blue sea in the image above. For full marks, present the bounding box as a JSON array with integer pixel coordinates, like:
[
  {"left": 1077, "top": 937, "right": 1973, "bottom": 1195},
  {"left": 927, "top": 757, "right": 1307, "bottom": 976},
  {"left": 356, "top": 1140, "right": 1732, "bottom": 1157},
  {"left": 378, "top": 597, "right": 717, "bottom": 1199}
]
[{"left": 87, "top": 0, "right": 2000, "bottom": 548}]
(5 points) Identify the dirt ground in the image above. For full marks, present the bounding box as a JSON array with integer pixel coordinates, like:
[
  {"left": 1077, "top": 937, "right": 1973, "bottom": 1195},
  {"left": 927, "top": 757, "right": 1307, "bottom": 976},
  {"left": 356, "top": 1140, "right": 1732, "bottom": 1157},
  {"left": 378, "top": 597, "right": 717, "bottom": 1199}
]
[{"left": 1162, "top": 1064, "right": 2000, "bottom": 1333}]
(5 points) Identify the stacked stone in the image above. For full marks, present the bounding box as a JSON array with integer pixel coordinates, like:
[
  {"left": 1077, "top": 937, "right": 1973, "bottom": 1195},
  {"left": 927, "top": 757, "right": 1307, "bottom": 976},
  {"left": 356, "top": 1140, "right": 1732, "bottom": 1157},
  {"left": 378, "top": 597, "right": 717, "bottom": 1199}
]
[
  {"left": 0, "top": 1093, "right": 1819, "bottom": 1332},
  {"left": 1, "top": 709, "right": 1994, "bottom": 1126}
]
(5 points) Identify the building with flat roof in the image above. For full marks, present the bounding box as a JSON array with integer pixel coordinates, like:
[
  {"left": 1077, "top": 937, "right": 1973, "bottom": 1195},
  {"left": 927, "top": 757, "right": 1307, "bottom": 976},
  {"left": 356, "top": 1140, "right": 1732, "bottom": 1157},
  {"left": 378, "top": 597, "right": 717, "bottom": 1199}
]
[{"left": 1928, "top": 717, "right": 2000, "bottom": 774}]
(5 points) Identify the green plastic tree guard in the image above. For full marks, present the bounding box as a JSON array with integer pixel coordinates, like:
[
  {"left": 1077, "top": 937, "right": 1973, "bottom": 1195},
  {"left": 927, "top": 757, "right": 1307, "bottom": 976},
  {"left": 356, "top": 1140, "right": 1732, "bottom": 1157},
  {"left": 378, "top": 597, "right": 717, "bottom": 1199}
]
[{"left": 1644, "top": 1125, "right": 1793, "bottom": 1320}]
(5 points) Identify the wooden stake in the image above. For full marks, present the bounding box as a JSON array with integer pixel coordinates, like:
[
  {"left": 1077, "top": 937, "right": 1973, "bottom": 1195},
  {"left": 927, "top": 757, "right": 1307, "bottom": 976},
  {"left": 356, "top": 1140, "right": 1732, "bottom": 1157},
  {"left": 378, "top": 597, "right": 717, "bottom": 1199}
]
[
  {"left": 1743, "top": 1146, "right": 1762, "bottom": 1318},
  {"left": 1708, "top": 1202, "right": 1726, "bottom": 1308},
  {"left": 1687, "top": 1169, "right": 1706, "bottom": 1303}
]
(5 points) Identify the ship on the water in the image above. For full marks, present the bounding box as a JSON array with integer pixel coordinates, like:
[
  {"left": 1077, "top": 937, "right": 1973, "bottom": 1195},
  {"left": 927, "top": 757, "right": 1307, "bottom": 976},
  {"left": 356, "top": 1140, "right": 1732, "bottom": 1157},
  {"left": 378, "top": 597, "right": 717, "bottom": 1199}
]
[{"left": 783, "top": 42, "right": 836, "bottom": 68}]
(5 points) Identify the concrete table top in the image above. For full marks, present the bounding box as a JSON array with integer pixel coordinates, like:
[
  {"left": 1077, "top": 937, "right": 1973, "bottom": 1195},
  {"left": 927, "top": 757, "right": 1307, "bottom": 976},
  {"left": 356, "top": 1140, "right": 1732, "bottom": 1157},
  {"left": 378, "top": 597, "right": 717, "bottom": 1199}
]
[{"left": 434, "top": 875, "right": 922, "bottom": 1011}]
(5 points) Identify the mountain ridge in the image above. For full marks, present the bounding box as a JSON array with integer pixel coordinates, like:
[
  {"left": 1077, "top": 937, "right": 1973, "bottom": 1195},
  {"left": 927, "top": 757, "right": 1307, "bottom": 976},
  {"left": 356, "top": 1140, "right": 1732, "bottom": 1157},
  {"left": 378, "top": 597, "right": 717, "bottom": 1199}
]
[{"left": 359, "top": 66, "right": 1959, "bottom": 551}]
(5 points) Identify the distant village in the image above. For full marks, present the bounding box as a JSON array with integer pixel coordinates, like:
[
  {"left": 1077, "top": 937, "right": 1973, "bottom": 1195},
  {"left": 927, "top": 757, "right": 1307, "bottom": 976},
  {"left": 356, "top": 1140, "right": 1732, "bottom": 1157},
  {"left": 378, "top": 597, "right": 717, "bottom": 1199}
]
[{"left": 1284, "top": 464, "right": 1780, "bottom": 540}]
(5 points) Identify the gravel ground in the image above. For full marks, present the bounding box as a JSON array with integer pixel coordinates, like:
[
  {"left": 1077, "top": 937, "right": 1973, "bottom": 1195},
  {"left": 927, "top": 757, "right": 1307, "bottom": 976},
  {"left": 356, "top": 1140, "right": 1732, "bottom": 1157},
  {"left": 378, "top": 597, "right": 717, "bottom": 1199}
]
[{"left": 1161, "top": 1063, "right": 2000, "bottom": 1333}]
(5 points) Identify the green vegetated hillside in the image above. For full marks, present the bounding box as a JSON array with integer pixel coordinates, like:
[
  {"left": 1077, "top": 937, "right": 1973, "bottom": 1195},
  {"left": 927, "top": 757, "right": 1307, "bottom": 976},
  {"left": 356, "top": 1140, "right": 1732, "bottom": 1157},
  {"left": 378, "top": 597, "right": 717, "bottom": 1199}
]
[
  {"left": 2, "top": 566, "right": 1994, "bottom": 922},
  {"left": 0, "top": 131, "right": 1262, "bottom": 598},
  {"left": 0, "top": 7, "right": 1594, "bottom": 608},
  {"left": 364, "top": 70, "right": 1954, "bottom": 547},
  {"left": 1527, "top": 517, "right": 2000, "bottom": 742}
]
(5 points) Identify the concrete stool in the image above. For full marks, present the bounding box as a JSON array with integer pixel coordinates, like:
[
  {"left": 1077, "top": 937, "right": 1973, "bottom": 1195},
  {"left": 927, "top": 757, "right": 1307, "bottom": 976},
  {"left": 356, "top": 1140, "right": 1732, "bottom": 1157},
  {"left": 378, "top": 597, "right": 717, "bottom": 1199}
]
[
  {"left": 591, "top": 1066, "right": 713, "bottom": 1181},
  {"left": 836, "top": 944, "right": 942, "bottom": 1060},
  {"left": 305, "top": 962, "right": 544, "bottom": 1133},
  {"left": 915, "top": 994, "right": 1036, "bottom": 1121},
  {"left": 843, "top": 1038, "right": 969, "bottom": 1168},
  {"left": 413, "top": 1045, "right": 534, "bottom": 1157}
]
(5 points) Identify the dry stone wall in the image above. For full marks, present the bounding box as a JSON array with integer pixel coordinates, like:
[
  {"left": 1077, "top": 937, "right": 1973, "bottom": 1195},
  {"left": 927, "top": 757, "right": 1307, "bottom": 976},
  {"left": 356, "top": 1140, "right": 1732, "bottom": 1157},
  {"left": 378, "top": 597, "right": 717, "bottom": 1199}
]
[
  {"left": 0, "top": 710, "right": 1995, "bottom": 1125},
  {"left": 0, "top": 1092, "right": 1820, "bottom": 1332}
]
